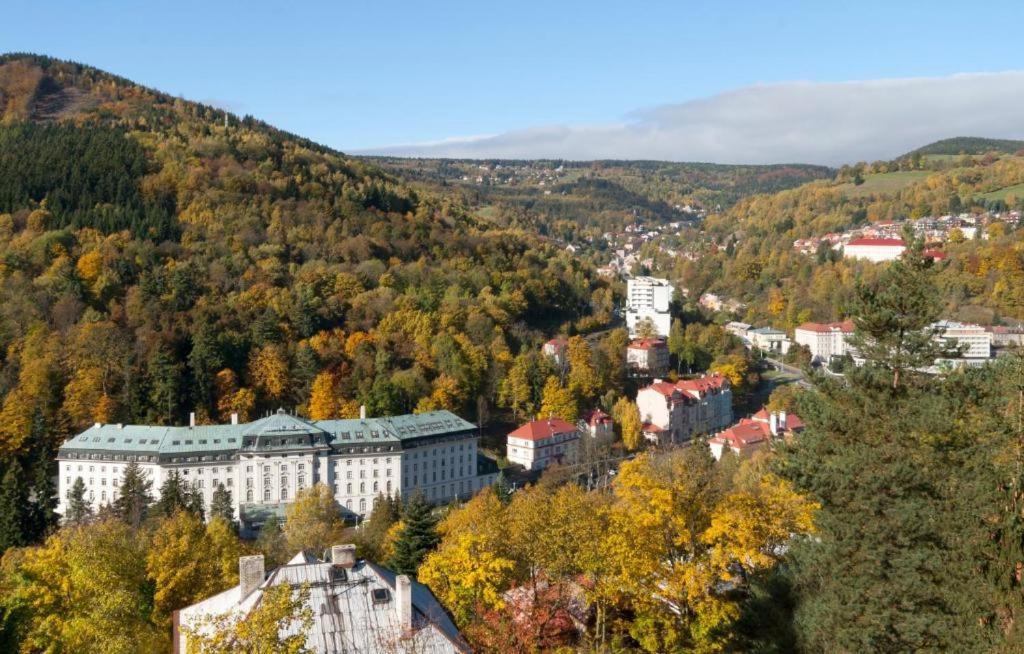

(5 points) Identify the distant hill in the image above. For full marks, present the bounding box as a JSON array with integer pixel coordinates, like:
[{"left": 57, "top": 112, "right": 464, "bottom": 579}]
[{"left": 904, "top": 137, "right": 1024, "bottom": 157}]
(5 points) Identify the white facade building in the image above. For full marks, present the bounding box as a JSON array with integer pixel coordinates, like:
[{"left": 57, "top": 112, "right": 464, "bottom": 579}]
[
  {"left": 626, "top": 276, "right": 674, "bottom": 337},
  {"left": 626, "top": 338, "right": 670, "bottom": 376},
  {"left": 635, "top": 374, "right": 733, "bottom": 445},
  {"left": 934, "top": 320, "right": 992, "bottom": 359},
  {"left": 843, "top": 238, "right": 906, "bottom": 262},
  {"left": 747, "top": 327, "right": 792, "bottom": 355},
  {"left": 506, "top": 418, "right": 580, "bottom": 471},
  {"left": 794, "top": 321, "right": 856, "bottom": 363},
  {"left": 57, "top": 409, "right": 498, "bottom": 535}
]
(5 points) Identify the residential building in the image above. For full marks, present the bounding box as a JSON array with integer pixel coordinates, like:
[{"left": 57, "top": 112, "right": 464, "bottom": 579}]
[
  {"left": 843, "top": 237, "right": 905, "bottom": 262},
  {"left": 57, "top": 409, "right": 498, "bottom": 535},
  {"left": 708, "top": 409, "right": 805, "bottom": 460},
  {"left": 987, "top": 325, "right": 1024, "bottom": 348},
  {"left": 175, "top": 545, "right": 469, "bottom": 653},
  {"left": 934, "top": 320, "right": 992, "bottom": 359},
  {"left": 542, "top": 337, "right": 568, "bottom": 366},
  {"left": 579, "top": 408, "right": 614, "bottom": 441},
  {"left": 626, "top": 338, "right": 670, "bottom": 376},
  {"left": 636, "top": 374, "right": 733, "bottom": 445},
  {"left": 626, "top": 276, "right": 674, "bottom": 337},
  {"left": 746, "top": 327, "right": 792, "bottom": 355},
  {"left": 794, "top": 320, "right": 856, "bottom": 363},
  {"left": 506, "top": 418, "right": 580, "bottom": 471}
]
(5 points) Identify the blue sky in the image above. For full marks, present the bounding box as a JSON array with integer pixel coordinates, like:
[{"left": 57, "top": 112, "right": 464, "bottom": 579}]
[{"left": 3, "top": 1, "right": 1024, "bottom": 163}]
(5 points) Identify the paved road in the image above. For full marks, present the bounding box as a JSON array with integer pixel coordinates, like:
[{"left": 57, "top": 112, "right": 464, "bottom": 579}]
[{"left": 763, "top": 357, "right": 814, "bottom": 389}]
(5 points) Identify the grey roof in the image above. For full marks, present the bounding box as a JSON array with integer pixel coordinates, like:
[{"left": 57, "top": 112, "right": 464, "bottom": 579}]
[
  {"left": 179, "top": 552, "right": 470, "bottom": 653},
  {"left": 58, "top": 410, "right": 476, "bottom": 460},
  {"left": 749, "top": 326, "right": 786, "bottom": 336}
]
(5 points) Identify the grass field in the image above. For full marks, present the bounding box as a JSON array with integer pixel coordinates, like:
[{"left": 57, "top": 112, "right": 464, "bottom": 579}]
[
  {"left": 838, "top": 171, "right": 932, "bottom": 198},
  {"left": 978, "top": 182, "right": 1024, "bottom": 202}
]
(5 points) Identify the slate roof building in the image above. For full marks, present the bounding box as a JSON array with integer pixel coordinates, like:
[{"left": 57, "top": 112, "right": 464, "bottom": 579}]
[
  {"left": 57, "top": 409, "right": 498, "bottom": 534},
  {"left": 175, "top": 544, "right": 470, "bottom": 653}
]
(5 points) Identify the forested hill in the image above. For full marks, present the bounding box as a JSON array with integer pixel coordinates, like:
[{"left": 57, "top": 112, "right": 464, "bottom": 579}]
[
  {"left": 904, "top": 136, "right": 1024, "bottom": 157},
  {"left": 373, "top": 156, "right": 833, "bottom": 237},
  {"left": 0, "top": 54, "right": 606, "bottom": 466}
]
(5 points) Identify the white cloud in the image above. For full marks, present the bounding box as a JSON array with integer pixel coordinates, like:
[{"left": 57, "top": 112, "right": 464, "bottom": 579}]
[{"left": 358, "top": 72, "right": 1024, "bottom": 165}]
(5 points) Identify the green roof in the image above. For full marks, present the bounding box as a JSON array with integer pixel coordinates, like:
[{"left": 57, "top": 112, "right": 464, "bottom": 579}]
[{"left": 58, "top": 409, "right": 476, "bottom": 460}]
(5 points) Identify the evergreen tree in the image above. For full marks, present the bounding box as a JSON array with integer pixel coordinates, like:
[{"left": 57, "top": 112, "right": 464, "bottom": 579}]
[
  {"left": 778, "top": 251, "right": 1001, "bottom": 651},
  {"left": 155, "top": 471, "right": 202, "bottom": 518},
  {"left": 65, "top": 476, "right": 93, "bottom": 525},
  {"left": 24, "top": 451, "right": 58, "bottom": 542},
  {"left": 388, "top": 491, "right": 439, "bottom": 576},
  {"left": 113, "top": 460, "right": 153, "bottom": 529},
  {"left": 493, "top": 470, "right": 513, "bottom": 504},
  {"left": 360, "top": 493, "right": 400, "bottom": 560},
  {"left": 0, "top": 461, "right": 27, "bottom": 552},
  {"left": 210, "top": 483, "right": 234, "bottom": 524}
]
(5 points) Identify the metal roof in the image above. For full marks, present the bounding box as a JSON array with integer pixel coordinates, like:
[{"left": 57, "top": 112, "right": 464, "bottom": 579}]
[{"left": 58, "top": 410, "right": 476, "bottom": 460}]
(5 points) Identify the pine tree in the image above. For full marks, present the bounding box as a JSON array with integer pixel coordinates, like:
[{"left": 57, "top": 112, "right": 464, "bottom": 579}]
[
  {"left": 388, "top": 491, "right": 439, "bottom": 576},
  {"left": 256, "top": 514, "right": 288, "bottom": 568},
  {"left": 0, "top": 461, "right": 27, "bottom": 552},
  {"left": 155, "top": 471, "right": 201, "bottom": 517},
  {"left": 113, "top": 460, "right": 153, "bottom": 529},
  {"left": 210, "top": 483, "right": 234, "bottom": 524},
  {"left": 65, "top": 476, "right": 92, "bottom": 525}
]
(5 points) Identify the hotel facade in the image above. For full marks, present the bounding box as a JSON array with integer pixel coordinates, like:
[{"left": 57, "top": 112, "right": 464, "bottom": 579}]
[{"left": 57, "top": 409, "right": 498, "bottom": 534}]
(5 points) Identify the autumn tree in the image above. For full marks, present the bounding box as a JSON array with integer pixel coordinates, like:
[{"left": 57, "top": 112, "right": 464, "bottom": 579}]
[
  {"left": 183, "top": 583, "right": 313, "bottom": 654},
  {"left": 538, "top": 376, "right": 577, "bottom": 422},
  {"left": 307, "top": 370, "right": 339, "bottom": 420},
  {"left": 612, "top": 395, "right": 643, "bottom": 451},
  {"left": 283, "top": 484, "right": 345, "bottom": 555}
]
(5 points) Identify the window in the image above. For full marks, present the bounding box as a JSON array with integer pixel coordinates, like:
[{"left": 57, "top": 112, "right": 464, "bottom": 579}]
[
  {"left": 227, "top": 479, "right": 233, "bottom": 487},
  {"left": 386, "top": 468, "right": 392, "bottom": 477},
  {"left": 280, "top": 487, "right": 288, "bottom": 500},
  {"left": 346, "top": 499, "right": 352, "bottom": 509},
  {"left": 346, "top": 483, "right": 352, "bottom": 494},
  {"left": 346, "top": 471, "right": 353, "bottom": 480},
  {"left": 373, "top": 469, "right": 379, "bottom": 478},
  {"left": 263, "top": 487, "right": 271, "bottom": 501},
  {"left": 359, "top": 498, "right": 366, "bottom": 513},
  {"left": 246, "top": 489, "right": 253, "bottom": 502},
  {"left": 246, "top": 478, "right": 253, "bottom": 488},
  {"left": 386, "top": 481, "right": 392, "bottom": 494},
  {"left": 298, "top": 463, "right": 304, "bottom": 471},
  {"left": 297, "top": 474, "right": 305, "bottom": 489},
  {"left": 373, "top": 481, "right": 379, "bottom": 493},
  {"left": 101, "top": 491, "right": 107, "bottom": 502},
  {"left": 360, "top": 482, "right": 365, "bottom": 494}
]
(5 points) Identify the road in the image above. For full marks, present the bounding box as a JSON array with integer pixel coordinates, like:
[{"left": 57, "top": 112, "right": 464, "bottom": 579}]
[{"left": 763, "top": 357, "right": 814, "bottom": 389}]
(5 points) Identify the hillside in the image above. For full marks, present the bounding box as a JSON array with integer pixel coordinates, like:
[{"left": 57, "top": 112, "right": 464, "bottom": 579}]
[
  {"left": 0, "top": 54, "right": 610, "bottom": 463},
  {"left": 903, "top": 136, "right": 1024, "bottom": 157},
  {"left": 372, "top": 157, "right": 834, "bottom": 238}
]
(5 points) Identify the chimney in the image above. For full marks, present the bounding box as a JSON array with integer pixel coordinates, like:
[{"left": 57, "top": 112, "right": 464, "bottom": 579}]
[
  {"left": 359, "top": 405, "right": 367, "bottom": 420},
  {"left": 93, "top": 422, "right": 101, "bottom": 429},
  {"left": 231, "top": 412, "right": 239, "bottom": 426},
  {"left": 331, "top": 544, "right": 357, "bottom": 568},
  {"left": 769, "top": 412, "right": 779, "bottom": 437},
  {"left": 779, "top": 410, "right": 787, "bottom": 431},
  {"left": 396, "top": 574, "right": 413, "bottom": 635},
  {"left": 189, "top": 412, "right": 196, "bottom": 428},
  {"left": 239, "top": 554, "right": 265, "bottom": 599}
]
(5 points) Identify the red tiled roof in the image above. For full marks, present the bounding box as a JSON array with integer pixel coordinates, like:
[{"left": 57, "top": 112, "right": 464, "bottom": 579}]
[
  {"left": 581, "top": 408, "right": 611, "bottom": 426},
  {"left": 628, "top": 338, "right": 667, "bottom": 350},
  {"left": 848, "top": 237, "right": 904, "bottom": 247},
  {"left": 796, "top": 320, "right": 855, "bottom": 334},
  {"left": 545, "top": 337, "right": 567, "bottom": 348},
  {"left": 641, "top": 422, "right": 665, "bottom": 433},
  {"left": 710, "top": 420, "right": 770, "bottom": 448},
  {"left": 922, "top": 249, "right": 947, "bottom": 260},
  {"left": 509, "top": 418, "right": 577, "bottom": 442},
  {"left": 677, "top": 374, "right": 728, "bottom": 394},
  {"left": 646, "top": 381, "right": 680, "bottom": 397}
]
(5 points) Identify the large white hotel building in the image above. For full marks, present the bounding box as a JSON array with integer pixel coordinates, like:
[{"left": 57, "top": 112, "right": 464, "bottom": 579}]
[{"left": 56, "top": 409, "right": 498, "bottom": 535}]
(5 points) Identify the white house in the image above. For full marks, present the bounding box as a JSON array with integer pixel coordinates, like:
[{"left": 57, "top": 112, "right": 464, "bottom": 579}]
[
  {"left": 626, "top": 338, "right": 670, "bottom": 376},
  {"left": 57, "top": 409, "right": 498, "bottom": 535},
  {"left": 794, "top": 320, "right": 855, "bottom": 363},
  {"left": 747, "top": 327, "right": 792, "bottom": 355},
  {"left": 506, "top": 418, "right": 580, "bottom": 471},
  {"left": 175, "top": 545, "right": 470, "bottom": 653}
]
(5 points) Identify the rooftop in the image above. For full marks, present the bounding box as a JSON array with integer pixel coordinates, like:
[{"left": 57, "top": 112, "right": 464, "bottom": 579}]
[
  {"left": 847, "top": 237, "right": 905, "bottom": 247},
  {"left": 796, "top": 320, "right": 855, "bottom": 334},
  {"left": 508, "top": 418, "right": 578, "bottom": 442},
  {"left": 58, "top": 409, "right": 476, "bottom": 459}
]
